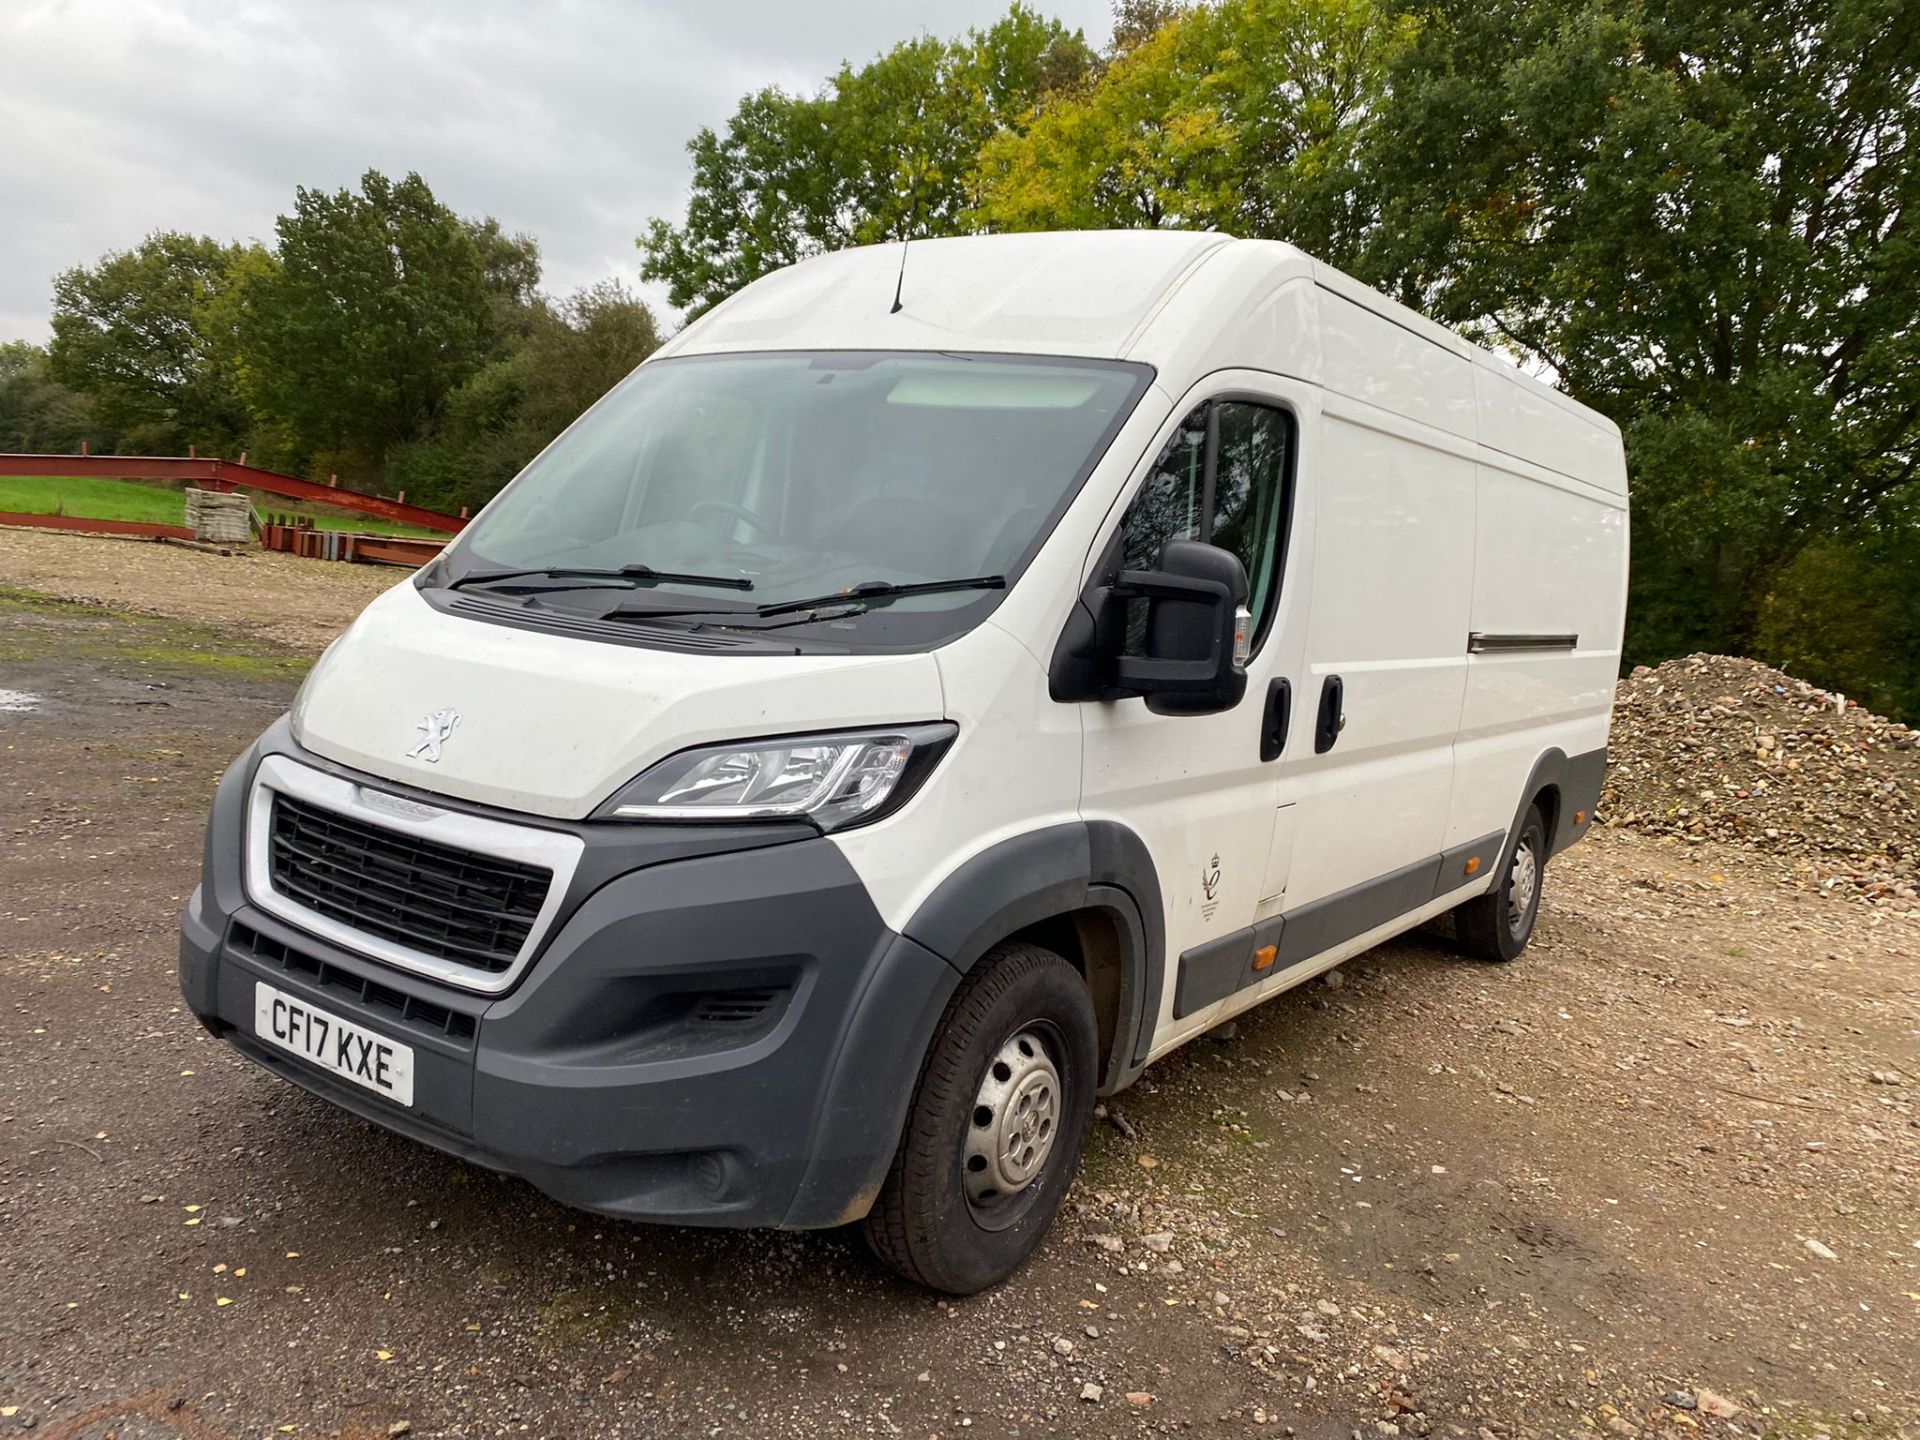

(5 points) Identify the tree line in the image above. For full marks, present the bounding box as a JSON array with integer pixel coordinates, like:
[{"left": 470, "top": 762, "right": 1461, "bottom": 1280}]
[
  {"left": 9, "top": 0, "right": 1915, "bottom": 718},
  {"left": 640, "top": 0, "right": 1919, "bottom": 720},
  {"left": 4, "top": 171, "right": 661, "bottom": 516}
]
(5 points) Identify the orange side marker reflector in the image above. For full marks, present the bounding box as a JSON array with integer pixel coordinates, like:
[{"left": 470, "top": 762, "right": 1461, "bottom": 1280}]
[
  {"left": 1464, "top": 856, "right": 1482, "bottom": 876},
  {"left": 1252, "top": 944, "right": 1277, "bottom": 971},
  {"left": 1575, "top": 810, "right": 1587, "bottom": 825}
]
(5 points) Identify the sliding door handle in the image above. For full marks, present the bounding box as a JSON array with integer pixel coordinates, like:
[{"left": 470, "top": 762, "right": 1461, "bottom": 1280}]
[{"left": 1314, "top": 675, "right": 1345, "bottom": 754}]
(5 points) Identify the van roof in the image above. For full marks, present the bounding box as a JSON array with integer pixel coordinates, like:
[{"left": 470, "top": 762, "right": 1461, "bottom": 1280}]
[
  {"left": 657, "top": 231, "right": 1620, "bottom": 451},
  {"left": 659, "top": 230, "right": 1251, "bottom": 362}
]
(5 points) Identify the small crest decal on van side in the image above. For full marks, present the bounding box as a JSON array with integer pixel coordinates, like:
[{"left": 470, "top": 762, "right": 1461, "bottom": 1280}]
[{"left": 1201, "top": 853, "right": 1223, "bottom": 920}]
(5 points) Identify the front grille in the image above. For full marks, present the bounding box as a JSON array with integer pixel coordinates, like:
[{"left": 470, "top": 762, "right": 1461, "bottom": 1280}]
[{"left": 267, "top": 792, "right": 551, "bottom": 975}]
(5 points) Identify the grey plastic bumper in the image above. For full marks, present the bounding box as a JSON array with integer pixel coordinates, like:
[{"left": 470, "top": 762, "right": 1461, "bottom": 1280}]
[{"left": 178, "top": 727, "right": 957, "bottom": 1229}]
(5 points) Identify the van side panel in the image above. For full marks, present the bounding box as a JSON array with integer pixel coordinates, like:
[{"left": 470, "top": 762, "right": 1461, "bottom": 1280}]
[
  {"left": 1279, "top": 397, "right": 1476, "bottom": 913},
  {"left": 1472, "top": 363, "right": 1627, "bottom": 495},
  {"left": 1316, "top": 291, "right": 1477, "bottom": 442},
  {"left": 1443, "top": 452, "right": 1628, "bottom": 853}
]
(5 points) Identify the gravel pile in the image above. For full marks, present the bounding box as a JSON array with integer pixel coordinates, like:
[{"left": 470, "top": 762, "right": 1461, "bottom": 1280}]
[{"left": 1603, "top": 653, "right": 1920, "bottom": 902}]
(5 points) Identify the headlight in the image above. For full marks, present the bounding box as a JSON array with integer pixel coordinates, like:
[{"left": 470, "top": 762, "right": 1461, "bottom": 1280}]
[{"left": 595, "top": 723, "right": 957, "bottom": 831}]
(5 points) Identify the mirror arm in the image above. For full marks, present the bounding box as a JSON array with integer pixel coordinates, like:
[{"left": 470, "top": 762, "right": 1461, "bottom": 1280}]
[{"left": 1109, "top": 569, "right": 1234, "bottom": 607}]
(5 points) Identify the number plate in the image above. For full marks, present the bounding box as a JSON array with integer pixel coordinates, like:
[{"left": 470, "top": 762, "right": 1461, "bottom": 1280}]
[{"left": 253, "top": 981, "right": 415, "bottom": 1107}]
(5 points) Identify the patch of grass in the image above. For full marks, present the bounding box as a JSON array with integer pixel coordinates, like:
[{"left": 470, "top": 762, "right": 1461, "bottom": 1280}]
[
  {"left": 0, "top": 583, "right": 310, "bottom": 683},
  {"left": 0, "top": 474, "right": 442, "bottom": 536},
  {"left": 0, "top": 474, "right": 185, "bottom": 525},
  {"left": 121, "top": 642, "right": 310, "bottom": 682},
  {"left": 0, "top": 583, "right": 97, "bottom": 616}
]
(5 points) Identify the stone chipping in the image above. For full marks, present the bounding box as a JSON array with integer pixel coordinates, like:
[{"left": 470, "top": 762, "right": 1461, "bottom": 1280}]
[{"left": 1603, "top": 652, "right": 1920, "bottom": 903}]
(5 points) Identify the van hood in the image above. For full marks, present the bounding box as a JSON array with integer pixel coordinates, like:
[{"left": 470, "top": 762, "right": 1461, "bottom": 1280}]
[{"left": 290, "top": 584, "right": 947, "bottom": 820}]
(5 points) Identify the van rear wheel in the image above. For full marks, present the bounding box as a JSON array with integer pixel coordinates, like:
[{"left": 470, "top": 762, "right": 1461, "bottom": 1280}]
[
  {"left": 1455, "top": 805, "right": 1547, "bottom": 962},
  {"left": 863, "top": 940, "right": 1097, "bottom": 1294}
]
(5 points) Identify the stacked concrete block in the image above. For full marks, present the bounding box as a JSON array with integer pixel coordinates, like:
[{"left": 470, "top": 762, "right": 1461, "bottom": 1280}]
[{"left": 184, "top": 488, "right": 253, "bottom": 544}]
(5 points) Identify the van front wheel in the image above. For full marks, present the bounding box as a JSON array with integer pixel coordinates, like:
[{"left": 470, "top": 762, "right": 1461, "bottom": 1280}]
[
  {"left": 1455, "top": 805, "right": 1548, "bottom": 962},
  {"left": 864, "top": 940, "right": 1097, "bottom": 1294}
]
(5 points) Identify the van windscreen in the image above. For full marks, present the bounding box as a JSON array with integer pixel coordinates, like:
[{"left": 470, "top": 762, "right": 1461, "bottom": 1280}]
[{"left": 440, "top": 351, "right": 1152, "bottom": 647}]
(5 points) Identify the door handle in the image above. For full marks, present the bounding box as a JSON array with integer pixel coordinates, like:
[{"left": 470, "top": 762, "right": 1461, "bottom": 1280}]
[
  {"left": 1261, "top": 677, "right": 1291, "bottom": 761},
  {"left": 1314, "top": 675, "right": 1345, "bottom": 754}
]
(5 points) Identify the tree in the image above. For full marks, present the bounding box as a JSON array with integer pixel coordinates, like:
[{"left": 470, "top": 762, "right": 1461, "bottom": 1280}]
[
  {"left": 1111, "top": 0, "right": 1189, "bottom": 52},
  {"left": 972, "top": 20, "right": 1238, "bottom": 233},
  {"left": 1367, "top": 0, "right": 1920, "bottom": 662},
  {"left": 973, "top": 0, "right": 1417, "bottom": 267},
  {"left": 0, "top": 341, "right": 107, "bottom": 454},
  {"left": 1756, "top": 519, "right": 1920, "bottom": 724},
  {"left": 637, "top": 89, "right": 838, "bottom": 318},
  {"left": 48, "top": 232, "right": 256, "bottom": 453},
  {"left": 387, "top": 281, "right": 662, "bottom": 513},
  {"left": 235, "top": 170, "right": 502, "bottom": 476},
  {"left": 639, "top": 3, "right": 1094, "bottom": 315},
  {"left": 513, "top": 280, "right": 662, "bottom": 441},
  {"left": 465, "top": 216, "right": 544, "bottom": 343}
]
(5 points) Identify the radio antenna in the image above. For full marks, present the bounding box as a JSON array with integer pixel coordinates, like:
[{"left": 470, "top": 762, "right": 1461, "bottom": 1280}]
[{"left": 889, "top": 237, "right": 908, "bottom": 315}]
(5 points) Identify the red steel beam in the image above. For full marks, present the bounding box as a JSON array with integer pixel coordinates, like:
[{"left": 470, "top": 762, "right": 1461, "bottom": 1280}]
[
  {"left": 347, "top": 534, "right": 449, "bottom": 567},
  {"left": 0, "top": 511, "right": 195, "bottom": 541},
  {"left": 0, "top": 454, "right": 466, "bottom": 534}
]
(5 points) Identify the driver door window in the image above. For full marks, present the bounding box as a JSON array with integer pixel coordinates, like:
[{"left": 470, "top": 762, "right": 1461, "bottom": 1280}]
[{"left": 1120, "top": 399, "right": 1294, "bottom": 651}]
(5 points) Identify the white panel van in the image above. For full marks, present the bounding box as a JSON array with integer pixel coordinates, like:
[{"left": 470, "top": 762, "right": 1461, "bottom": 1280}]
[{"left": 180, "top": 232, "right": 1628, "bottom": 1293}]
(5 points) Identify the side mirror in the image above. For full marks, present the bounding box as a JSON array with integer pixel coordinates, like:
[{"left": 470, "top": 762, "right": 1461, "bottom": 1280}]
[{"left": 1112, "top": 538, "right": 1250, "bottom": 715}]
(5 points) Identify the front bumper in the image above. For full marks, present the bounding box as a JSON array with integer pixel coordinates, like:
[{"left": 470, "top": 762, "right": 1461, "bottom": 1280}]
[{"left": 179, "top": 724, "right": 958, "bottom": 1229}]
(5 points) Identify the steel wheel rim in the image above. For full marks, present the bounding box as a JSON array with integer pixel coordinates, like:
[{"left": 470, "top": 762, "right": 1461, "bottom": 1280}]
[
  {"left": 1507, "top": 840, "right": 1539, "bottom": 934},
  {"left": 963, "top": 1028, "right": 1062, "bottom": 1212}
]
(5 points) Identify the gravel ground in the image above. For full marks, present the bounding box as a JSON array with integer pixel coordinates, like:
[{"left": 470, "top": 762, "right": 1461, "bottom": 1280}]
[
  {"left": 0, "top": 527, "right": 397, "bottom": 654},
  {"left": 1, "top": 561, "right": 1916, "bottom": 1440}
]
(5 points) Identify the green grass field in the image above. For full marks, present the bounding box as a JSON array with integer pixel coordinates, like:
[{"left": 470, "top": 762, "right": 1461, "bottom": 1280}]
[{"left": 0, "top": 475, "right": 441, "bottom": 537}]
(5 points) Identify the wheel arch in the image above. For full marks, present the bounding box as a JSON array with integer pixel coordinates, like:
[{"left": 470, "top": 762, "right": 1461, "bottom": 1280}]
[
  {"left": 1532, "top": 785, "right": 1563, "bottom": 851},
  {"left": 1504, "top": 748, "right": 1569, "bottom": 875},
  {"left": 900, "top": 821, "right": 1164, "bottom": 1095}
]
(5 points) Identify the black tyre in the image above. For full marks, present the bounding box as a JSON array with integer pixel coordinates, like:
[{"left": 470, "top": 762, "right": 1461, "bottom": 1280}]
[
  {"left": 1456, "top": 804, "right": 1548, "bottom": 962},
  {"left": 863, "top": 940, "right": 1098, "bottom": 1294}
]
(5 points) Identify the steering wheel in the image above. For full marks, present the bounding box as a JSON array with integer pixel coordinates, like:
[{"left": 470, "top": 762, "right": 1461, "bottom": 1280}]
[{"left": 688, "top": 500, "right": 779, "bottom": 542}]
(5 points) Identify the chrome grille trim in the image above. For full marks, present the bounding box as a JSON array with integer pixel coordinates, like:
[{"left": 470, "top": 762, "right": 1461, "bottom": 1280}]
[{"left": 244, "top": 754, "right": 585, "bottom": 995}]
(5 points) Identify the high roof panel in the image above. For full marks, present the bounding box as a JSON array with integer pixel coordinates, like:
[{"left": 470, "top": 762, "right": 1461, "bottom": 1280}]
[{"left": 664, "top": 230, "right": 1232, "bottom": 359}]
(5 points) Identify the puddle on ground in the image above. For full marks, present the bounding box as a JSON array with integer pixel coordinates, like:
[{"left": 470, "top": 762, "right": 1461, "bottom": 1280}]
[{"left": 0, "top": 689, "right": 43, "bottom": 713}]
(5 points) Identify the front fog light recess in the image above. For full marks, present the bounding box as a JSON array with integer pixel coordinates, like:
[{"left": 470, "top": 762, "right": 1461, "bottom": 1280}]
[{"left": 598, "top": 723, "right": 956, "bottom": 830}]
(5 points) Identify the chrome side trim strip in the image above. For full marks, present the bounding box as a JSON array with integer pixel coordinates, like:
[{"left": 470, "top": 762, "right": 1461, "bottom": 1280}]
[
  {"left": 244, "top": 754, "right": 585, "bottom": 995},
  {"left": 1467, "top": 632, "right": 1579, "bottom": 654}
]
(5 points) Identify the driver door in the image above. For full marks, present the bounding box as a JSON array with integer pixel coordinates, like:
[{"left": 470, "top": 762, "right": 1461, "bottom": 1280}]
[{"left": 1077, "top": 374, "right": 1312, "bottom": 1056}]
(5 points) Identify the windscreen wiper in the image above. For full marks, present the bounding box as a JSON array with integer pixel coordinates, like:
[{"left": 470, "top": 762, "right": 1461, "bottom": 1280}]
[
  {"left": 596, "top": 574, "right": 1008, "bottom": 628},
  {"left": 747, "top": 575, "right": 1006, "bottom": 619},
  {"left": 446, "top": 563, "right": 754, "bottom": 593}
]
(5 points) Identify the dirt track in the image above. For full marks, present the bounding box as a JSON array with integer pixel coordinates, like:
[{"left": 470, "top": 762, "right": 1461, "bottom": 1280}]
[{"left": 1, "top": 551, "right": 1916, "bottom": 1440}]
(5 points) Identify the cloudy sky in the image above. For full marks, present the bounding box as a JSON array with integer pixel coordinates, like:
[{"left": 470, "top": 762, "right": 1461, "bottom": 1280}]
[{"left": 0, "top": 0, "right": 1115, "bottom": 344}]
